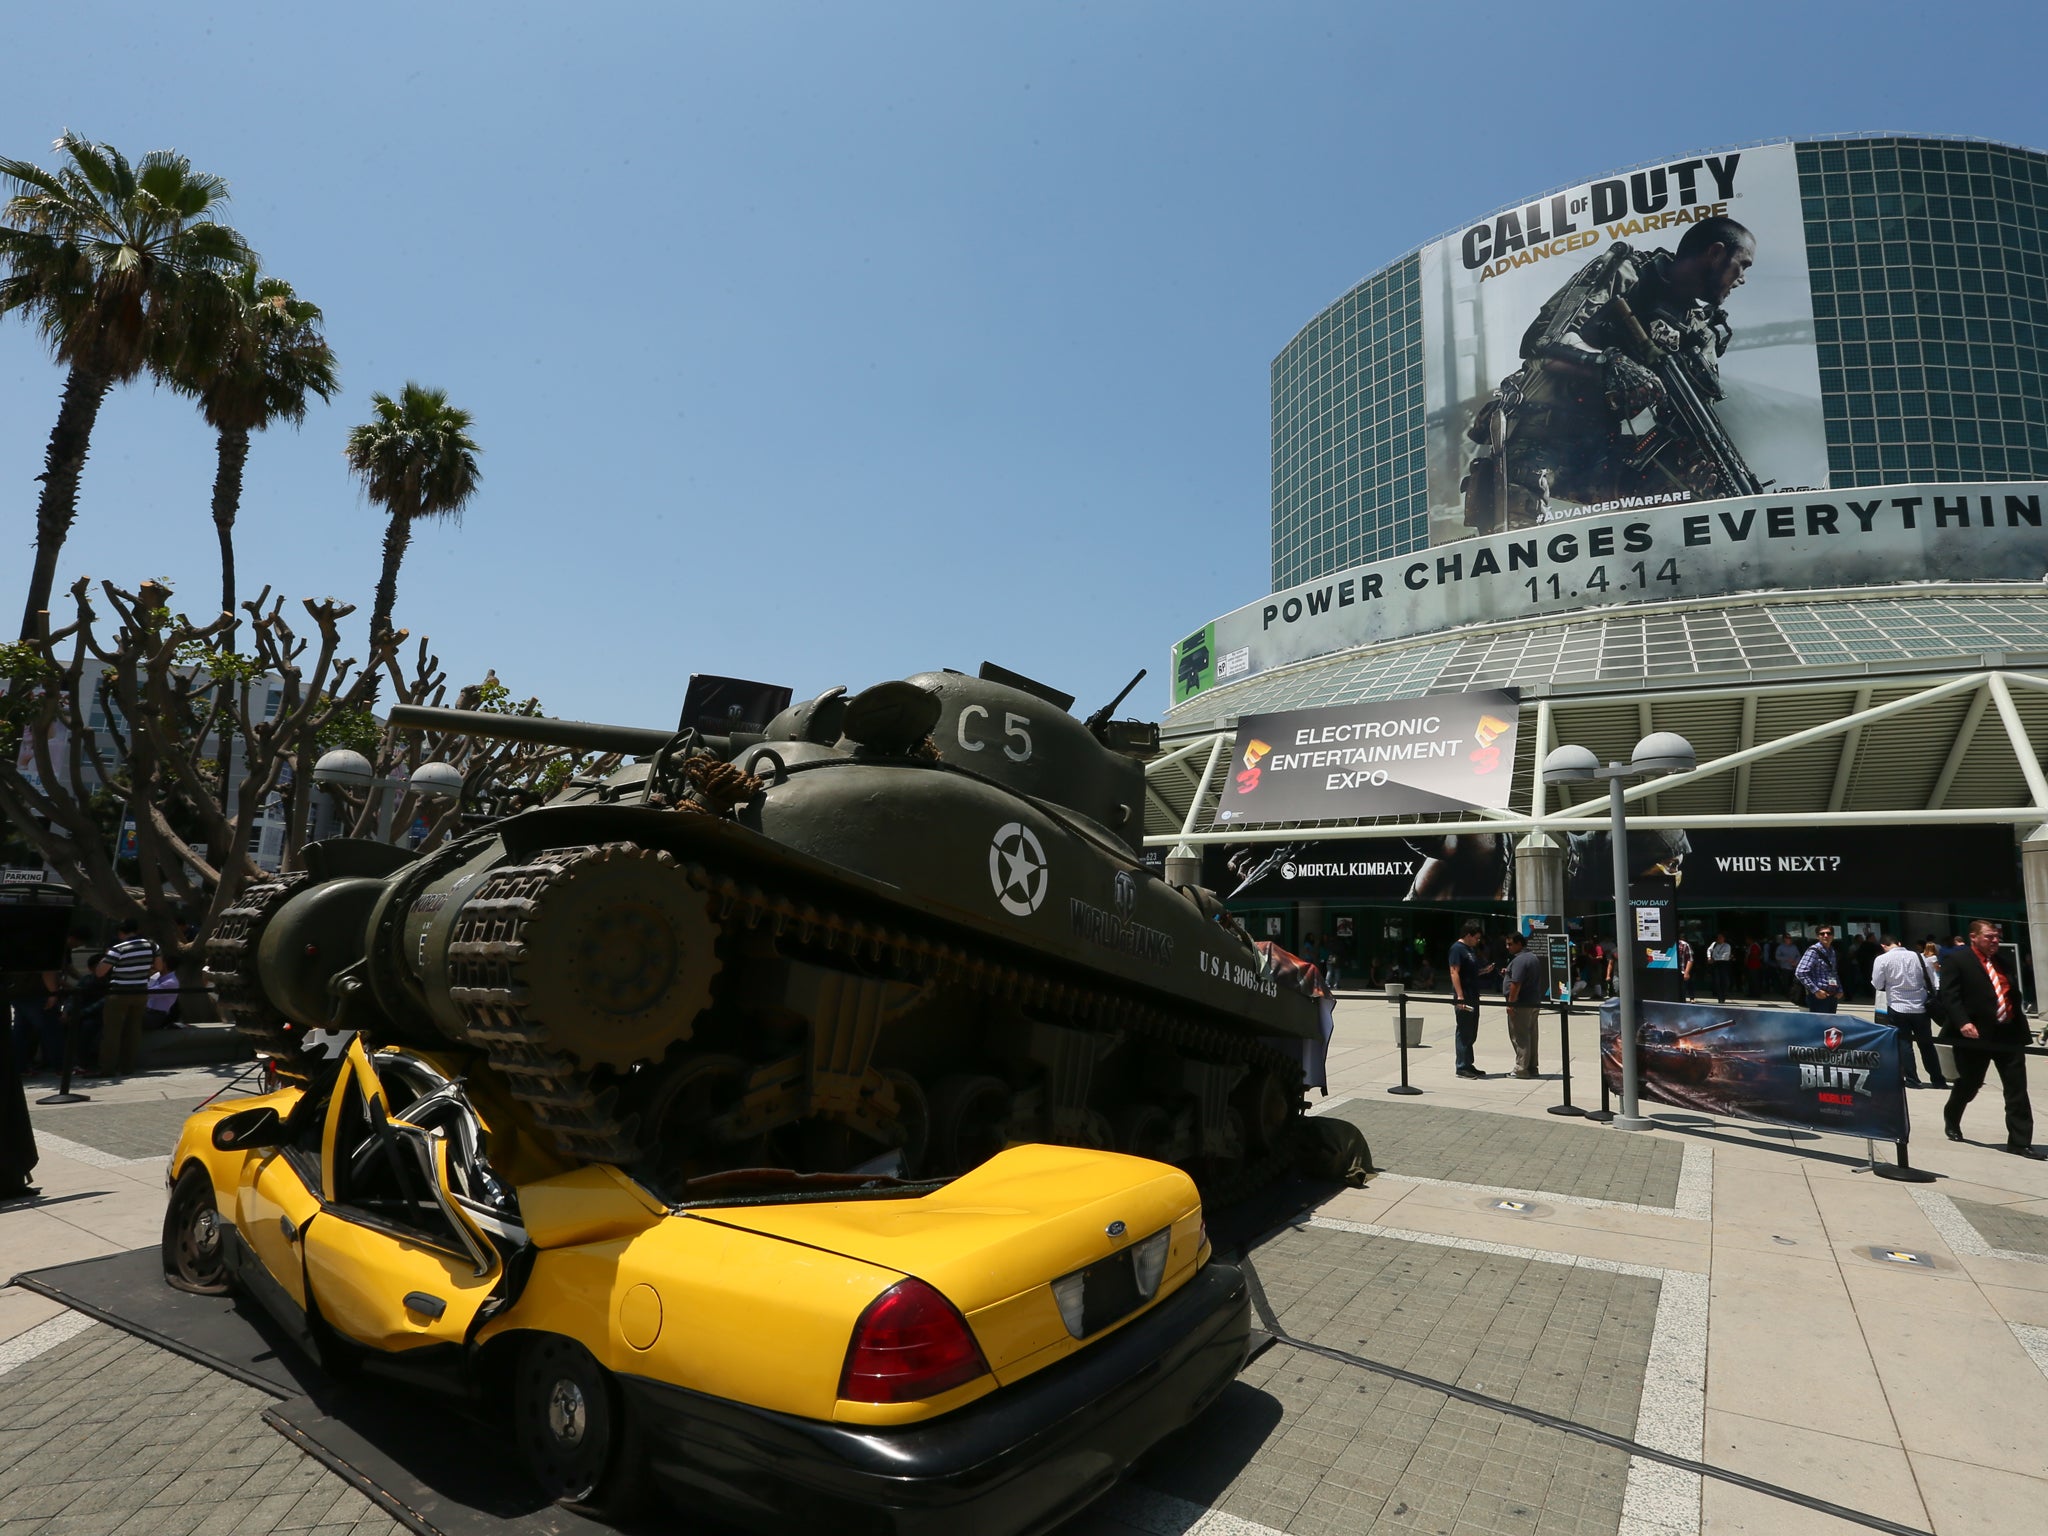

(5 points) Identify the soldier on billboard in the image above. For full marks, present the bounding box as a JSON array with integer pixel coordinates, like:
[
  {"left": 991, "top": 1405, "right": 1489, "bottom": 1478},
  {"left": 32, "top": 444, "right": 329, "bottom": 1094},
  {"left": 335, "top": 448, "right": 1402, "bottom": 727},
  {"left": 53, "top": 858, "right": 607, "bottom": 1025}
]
[{"left": 1462, "top": 216, "right": 1761, "bottom": 534}]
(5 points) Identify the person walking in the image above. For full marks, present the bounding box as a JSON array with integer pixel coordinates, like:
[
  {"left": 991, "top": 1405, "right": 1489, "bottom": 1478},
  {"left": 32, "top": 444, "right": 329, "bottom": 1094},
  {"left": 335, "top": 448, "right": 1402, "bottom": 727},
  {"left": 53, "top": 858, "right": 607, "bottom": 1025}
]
[
  {"left": 1795, "top": 926, "right": 1844, "bottom": 1013},
  {"left": 1936, "top": 919, "right": 2041, "bottom": 1158},
  {"left": 94, "top": 920, "right": 157, "bottom": 1078},
  {"left": 1772, "top": 933, "right": 1800, "bottom": 997},
  {"left": 1579, "top": 938, "right": 1605, "bottom": 1001},
  {"left": 1871, "top": 933, "right": 1947, "bottom": 1090},
  {"left": 1707, "top": 933, "right": 1733, "bottom": 1003},
  {"left": 1743, "top": 935, "right": 1764, "bottom": 998},
  {"left": 1449, "top": 920, "right": 1486, "bottom": 1079},
  {"left": 1502, "top": 931, "right": 1544, "bottom": 1079}
]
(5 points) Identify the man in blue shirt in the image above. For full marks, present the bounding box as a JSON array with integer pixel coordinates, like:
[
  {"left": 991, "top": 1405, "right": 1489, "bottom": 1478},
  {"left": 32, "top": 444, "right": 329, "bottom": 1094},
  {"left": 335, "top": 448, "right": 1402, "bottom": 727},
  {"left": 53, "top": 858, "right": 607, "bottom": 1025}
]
[
  {"left": 1794, "top": 926, "right": 1843, "bottom": 1014},
  {"left": 1449, "top": 921, "right": 1487, "bottom": 1078}
]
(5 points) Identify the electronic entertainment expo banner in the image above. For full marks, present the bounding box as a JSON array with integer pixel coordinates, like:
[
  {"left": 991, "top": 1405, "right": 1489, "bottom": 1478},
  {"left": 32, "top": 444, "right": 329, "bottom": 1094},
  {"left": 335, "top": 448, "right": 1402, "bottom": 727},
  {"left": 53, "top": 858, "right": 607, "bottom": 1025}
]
[
  {"left": 1600, "top": 998, "right": 1908, "bottom": 1143},
  {"left": 1212, "top": 691, "right": 1520, "bottom": 827},
  {"left": 1170, "top": 479, "right": 2048, "bottom": 705},
  {"left": 1420, "top": 142, "right": 1827, "bottom": 548}
]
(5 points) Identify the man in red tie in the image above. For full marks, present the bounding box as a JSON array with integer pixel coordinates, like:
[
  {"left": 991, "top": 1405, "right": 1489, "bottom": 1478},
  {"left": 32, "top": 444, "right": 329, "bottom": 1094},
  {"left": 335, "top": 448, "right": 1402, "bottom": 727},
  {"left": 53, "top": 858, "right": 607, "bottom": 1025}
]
[{"left": 1935, "top": 919, "right": 2041, "bottom": 1159}]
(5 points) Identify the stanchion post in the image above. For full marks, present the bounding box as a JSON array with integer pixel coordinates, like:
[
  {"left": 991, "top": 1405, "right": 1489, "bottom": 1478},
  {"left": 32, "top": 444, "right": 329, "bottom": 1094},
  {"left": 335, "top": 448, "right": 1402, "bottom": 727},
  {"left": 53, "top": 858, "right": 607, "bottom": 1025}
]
[
  {"left": 1387, "top": 984, "right": 1421, "bottom": 1096},
  {"left": 1585, "top": 1002, "right": 1615, "bottom": 1122},
  {"left": 36, "top": 1003, "right": 90, "bottom": 1107},
  {"left": 1548, "top": 993, "right": 1585, "bottom": 1117}
]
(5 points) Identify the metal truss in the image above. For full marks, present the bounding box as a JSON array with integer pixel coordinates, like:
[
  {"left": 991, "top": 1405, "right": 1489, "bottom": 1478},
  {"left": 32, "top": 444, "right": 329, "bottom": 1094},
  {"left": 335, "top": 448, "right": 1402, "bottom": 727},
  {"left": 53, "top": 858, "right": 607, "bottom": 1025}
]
[{"left": 1144, "top": 667, "right": 2048, "bottom": 846}]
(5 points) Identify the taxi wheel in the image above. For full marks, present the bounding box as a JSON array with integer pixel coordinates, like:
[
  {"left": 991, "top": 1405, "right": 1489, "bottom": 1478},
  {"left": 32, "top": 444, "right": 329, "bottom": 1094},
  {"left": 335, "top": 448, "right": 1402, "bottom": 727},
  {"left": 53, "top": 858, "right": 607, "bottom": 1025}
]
[
  {"left": 514, "top": 1335, "right": 649, "bottom": 1518},
  {"left": 161, "top": 1164, "right": 231, "bottom": 1296}
]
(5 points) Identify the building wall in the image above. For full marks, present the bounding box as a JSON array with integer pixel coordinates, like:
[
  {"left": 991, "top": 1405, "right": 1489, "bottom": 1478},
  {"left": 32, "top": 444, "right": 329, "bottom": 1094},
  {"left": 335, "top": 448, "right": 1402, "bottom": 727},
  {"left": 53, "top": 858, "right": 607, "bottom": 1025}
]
[
  {"left": 1269, "top": 255, "right": 1424, "bottom": 588},
  {"left": 1269, "top": 135, "right": 2048, "bottom": 590}
]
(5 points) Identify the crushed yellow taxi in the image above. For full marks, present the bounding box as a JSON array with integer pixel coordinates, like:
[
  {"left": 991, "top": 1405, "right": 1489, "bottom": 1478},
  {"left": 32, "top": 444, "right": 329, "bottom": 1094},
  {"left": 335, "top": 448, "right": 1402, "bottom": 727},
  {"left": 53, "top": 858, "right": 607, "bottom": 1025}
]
[{"left": 162, "top": 1037, "right": 1249, "bottom": 1533}]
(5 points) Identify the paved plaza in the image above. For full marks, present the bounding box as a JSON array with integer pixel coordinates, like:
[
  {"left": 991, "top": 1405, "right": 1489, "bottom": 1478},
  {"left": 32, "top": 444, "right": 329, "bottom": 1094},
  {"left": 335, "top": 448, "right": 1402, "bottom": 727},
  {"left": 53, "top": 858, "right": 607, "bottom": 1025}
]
[{"left": 4, "top": 996, "right": 2048, "bottom": 1536}]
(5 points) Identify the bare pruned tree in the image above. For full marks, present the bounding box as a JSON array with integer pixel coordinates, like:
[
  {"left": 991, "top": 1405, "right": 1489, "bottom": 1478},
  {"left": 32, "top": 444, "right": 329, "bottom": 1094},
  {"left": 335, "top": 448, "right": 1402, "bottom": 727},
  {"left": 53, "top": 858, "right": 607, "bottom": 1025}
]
[{"left": 0, "top": 577, "right": 599, "bottom": 975}]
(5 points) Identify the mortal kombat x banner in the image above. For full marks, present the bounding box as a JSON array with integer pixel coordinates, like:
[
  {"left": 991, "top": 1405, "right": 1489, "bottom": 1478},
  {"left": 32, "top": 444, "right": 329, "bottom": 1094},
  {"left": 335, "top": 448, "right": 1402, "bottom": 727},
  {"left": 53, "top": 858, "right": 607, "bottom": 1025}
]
[{"left": 1600, "top": 999, "right": 1908, "bottom": 1143}]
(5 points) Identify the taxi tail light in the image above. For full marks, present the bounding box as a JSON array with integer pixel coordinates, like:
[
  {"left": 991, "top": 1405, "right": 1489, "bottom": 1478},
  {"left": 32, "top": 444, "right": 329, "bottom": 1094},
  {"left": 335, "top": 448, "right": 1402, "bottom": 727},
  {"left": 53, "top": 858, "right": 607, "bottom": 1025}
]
[
  {"left": 1051, "top": 1271, "right": 1087, "bottom": 1336},
  {"left": 839, "top": 1279, "right": 989, "bottom": 1404},
  {"left": 1133, "top": 1228, "right": 1171, "bottom": 1298}
]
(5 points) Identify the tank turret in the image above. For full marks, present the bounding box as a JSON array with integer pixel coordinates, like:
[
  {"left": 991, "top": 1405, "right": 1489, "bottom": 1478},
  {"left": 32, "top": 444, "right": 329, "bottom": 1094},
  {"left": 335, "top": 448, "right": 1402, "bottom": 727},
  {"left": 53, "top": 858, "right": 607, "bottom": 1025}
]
[{"left": 208, "top": 663, "right": 1357, "bottom": 1200}]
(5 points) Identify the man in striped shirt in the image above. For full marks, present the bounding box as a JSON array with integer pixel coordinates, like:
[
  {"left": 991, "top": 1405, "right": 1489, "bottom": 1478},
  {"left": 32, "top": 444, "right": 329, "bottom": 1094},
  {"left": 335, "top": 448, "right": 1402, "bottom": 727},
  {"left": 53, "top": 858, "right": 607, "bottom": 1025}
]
[{"left": 95, "top": 920, "right": 157, "bottom": 1077}]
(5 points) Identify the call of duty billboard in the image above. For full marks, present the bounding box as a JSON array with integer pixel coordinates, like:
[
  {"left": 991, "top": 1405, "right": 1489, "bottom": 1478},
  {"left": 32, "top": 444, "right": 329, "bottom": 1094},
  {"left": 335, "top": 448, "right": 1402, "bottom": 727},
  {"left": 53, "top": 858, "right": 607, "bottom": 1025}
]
[
  {"left": 1600, "top": 999, "right": 1908, "bottom": 1143},
  {"left": 1421, "top": 142, "right": 1827, "bottom": 546},
  {"left": 1213, "top": 691, "right": 1520, "bottom": 827}
]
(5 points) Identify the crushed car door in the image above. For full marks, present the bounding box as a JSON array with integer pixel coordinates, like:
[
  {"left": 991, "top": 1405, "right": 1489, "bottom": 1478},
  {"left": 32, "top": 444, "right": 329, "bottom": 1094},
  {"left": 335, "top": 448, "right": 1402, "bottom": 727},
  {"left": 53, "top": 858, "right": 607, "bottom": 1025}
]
[
  {"left": 233, "top": 1082, "right": 331, "bottom": 1320},
  {"left": 301, "top": 1043, "right": 503, "bottom": 1353}
]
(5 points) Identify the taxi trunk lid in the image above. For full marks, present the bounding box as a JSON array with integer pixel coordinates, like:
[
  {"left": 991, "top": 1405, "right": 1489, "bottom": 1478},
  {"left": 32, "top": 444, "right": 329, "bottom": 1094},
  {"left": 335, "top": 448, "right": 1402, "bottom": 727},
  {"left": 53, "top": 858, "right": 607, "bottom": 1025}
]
[{"left": 686, "top": 1144, "right": 1197, "bottom": 1315}]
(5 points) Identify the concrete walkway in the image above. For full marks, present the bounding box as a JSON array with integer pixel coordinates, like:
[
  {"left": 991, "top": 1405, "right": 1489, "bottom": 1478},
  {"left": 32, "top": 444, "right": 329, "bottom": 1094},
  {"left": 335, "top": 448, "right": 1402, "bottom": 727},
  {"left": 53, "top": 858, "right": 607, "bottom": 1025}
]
[{"left": 3, "top": 1001, "right": 2046, "bottom": 1535}]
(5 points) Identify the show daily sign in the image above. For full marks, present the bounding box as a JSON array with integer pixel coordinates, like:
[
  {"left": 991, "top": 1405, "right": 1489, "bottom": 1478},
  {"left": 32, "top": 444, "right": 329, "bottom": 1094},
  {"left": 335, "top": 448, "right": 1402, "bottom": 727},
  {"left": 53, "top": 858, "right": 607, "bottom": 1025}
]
[
  {"left": 1171, "top": 480, "right": 2048, "bottom": 704},
  {"left": 1214, "top": 690, "right": 1520, "bottom": 827}
]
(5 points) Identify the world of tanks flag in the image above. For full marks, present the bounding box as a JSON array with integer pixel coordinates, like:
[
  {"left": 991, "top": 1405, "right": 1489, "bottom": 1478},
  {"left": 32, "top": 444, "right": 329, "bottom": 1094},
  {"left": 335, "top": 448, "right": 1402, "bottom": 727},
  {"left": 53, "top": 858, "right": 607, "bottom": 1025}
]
[{"left": 1211, "top": 689, "right": 1520, "bottom": 827}]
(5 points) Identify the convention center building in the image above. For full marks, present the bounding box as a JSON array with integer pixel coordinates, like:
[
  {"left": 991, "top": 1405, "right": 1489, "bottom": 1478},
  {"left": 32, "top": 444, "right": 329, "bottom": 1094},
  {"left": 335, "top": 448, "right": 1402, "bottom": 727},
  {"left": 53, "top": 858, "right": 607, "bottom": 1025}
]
[{"left": 1144, "top": 134, "right": 2048, "bottom": 1003}]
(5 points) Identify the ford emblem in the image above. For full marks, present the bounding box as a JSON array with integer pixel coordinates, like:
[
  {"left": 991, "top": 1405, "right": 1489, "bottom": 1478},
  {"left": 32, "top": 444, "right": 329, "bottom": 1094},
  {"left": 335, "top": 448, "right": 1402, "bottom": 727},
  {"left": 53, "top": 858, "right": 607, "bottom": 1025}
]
[{"left": 1106, "top": 1220, "right": 1127, "bottom": 1238}]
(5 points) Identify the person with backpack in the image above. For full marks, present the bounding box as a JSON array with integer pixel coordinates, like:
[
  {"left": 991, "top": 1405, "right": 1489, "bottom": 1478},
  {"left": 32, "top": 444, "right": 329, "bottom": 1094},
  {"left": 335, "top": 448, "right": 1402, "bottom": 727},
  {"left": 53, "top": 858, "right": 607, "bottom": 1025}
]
[{"left": 1871, "top": 933, "right": 1946, "bottom": 1089}]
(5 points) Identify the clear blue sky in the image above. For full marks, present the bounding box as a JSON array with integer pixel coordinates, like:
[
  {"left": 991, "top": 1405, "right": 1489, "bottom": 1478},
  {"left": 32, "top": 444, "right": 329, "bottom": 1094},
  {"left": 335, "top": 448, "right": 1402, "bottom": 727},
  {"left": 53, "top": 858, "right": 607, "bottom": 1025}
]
[{"left": 2, "top": 1, "right": 2040, "bottom": 728}]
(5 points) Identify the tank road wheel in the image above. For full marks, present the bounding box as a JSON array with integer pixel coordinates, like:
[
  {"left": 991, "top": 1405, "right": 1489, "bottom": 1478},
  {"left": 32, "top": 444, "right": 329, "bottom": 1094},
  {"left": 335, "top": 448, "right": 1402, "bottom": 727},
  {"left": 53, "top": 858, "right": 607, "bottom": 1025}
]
[
  {"left": 636, "top": 1053, "right": 752, "bottom": 1197},
  {"left": 1111, "top": 1103, "right": 1178, "bottom": 1163},
  {"left": 161, "top": 1164, "right": 230, "bottom": 1296},
  {"left": 881, "top": 1069, "right": 930, "bottom": 1176},
  {"left": 514, "top": 1335, "right": 649, "bottom": 1518},
  {"left": 1235, "top": 1067, "right": 1293, "bottom": 1156},
  {"left": 928, "top": 1075, "right": 1012, "bottom": 1176},
  {"left": 451, "top": 843, "right": 722, "bottom": 1075}
]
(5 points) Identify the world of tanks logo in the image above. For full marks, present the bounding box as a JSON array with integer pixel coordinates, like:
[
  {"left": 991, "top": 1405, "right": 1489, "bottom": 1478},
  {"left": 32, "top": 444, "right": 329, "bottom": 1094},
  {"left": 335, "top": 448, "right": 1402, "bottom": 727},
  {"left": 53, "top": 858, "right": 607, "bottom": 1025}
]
[
  {"left": 1788, "top": 1023, "right": 1881, "bottom": 1097},
  {"left": 989, "top": 822, "right": 1050, "bottom": 916},
  {"left": 1070, "top": 868, "right": 1173, "bottom": 964}
]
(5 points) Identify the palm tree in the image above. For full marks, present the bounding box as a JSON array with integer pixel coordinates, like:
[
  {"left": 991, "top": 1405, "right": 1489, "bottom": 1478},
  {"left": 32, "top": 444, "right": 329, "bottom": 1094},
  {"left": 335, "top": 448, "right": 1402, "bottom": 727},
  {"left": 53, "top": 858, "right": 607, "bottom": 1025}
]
[
  {"left": 343, "top": 384, "right": 481, "bottom": 643},
  {"left": 0, "top": 134, "right": 253, "bottom": 638},
  {"left": 169, "top": 267, "right": 338, "bottom": 620}
]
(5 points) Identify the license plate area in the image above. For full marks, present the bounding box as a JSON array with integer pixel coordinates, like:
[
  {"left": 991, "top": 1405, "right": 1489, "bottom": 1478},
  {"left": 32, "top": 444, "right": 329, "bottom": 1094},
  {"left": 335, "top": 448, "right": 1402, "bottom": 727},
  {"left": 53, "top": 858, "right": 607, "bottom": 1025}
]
[{"left": 1077, "top": 1248, "right": 1143, "bottom": 1336}]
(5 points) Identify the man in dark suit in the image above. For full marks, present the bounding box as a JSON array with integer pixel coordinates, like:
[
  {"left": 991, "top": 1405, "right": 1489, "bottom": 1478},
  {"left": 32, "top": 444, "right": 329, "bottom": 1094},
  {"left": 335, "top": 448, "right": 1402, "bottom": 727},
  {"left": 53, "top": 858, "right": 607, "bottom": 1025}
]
[{"left": 1936, "top": 919, "right": 2042, "bottom": 1159}]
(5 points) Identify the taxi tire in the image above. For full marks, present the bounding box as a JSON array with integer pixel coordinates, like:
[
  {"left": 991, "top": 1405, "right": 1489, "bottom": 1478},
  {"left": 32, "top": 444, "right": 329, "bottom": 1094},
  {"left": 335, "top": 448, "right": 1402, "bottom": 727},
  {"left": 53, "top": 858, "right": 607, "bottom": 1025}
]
[
  {"left": 161, "top": 1164, "right": 231, "bottom": 1296},
  {"left": 514, "top": 1334, "right": 650, "bottom": 1519}
]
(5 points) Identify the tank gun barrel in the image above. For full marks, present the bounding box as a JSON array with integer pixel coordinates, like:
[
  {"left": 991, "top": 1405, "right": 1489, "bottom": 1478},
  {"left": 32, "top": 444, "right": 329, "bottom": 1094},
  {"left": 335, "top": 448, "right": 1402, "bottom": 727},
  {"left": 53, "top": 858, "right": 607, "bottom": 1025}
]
[{"left": 387, "top": 703, "right": 676, "bottom": 757}]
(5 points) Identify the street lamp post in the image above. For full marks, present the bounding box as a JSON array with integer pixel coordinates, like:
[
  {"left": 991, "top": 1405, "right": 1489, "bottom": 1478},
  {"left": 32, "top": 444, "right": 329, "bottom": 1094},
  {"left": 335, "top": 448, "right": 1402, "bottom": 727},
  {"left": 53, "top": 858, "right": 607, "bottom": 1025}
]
[
  {"left": 313, "top": 750, "right": 465, "bottom": 844},
  {"left": 1541, "top": 731, "right": 1696, "bottom": 1132}
]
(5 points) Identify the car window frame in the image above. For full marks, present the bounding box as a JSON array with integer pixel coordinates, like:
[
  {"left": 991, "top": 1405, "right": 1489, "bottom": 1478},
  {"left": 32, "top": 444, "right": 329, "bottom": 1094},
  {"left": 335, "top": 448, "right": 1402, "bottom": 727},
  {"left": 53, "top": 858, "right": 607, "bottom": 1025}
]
[{"left": 317, "top": 1037, "right": 483, "bottom": 1266}]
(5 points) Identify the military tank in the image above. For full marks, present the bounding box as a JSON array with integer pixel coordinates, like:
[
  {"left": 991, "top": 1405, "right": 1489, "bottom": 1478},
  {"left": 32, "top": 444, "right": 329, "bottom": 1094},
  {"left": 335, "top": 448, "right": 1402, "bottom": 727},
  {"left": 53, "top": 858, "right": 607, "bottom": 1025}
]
[{"left": 208, "top": 664, "right": 1360, "bottom": 1201}]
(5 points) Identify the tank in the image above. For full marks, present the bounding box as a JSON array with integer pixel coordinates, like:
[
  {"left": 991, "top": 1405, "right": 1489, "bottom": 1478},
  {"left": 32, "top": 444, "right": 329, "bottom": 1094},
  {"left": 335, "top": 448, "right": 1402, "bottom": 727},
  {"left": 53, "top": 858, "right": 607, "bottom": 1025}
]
[{"left": 207, "top": 664, "right": 1364, "bottom": 1200}]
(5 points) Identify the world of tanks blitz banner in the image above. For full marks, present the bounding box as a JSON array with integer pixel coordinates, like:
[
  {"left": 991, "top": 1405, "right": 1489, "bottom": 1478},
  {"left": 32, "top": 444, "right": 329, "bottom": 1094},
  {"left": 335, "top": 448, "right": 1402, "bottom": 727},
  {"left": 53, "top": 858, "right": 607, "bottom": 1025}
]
[
  {"left": 1169, "top": 479, "right": 2048, "bottom": 706},
  {"left": 1421, "top": 142, "right": 1828, "bottom": 547},
  {"left": 1599, "top": 998, "right": 1909, "bottom": 1143}
]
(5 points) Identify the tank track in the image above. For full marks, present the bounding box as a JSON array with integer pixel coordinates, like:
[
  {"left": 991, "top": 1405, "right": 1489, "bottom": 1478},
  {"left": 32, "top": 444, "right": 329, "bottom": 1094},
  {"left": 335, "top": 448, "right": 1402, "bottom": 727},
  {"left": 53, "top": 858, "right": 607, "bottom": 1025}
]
[
  {"left": 442, "top": 841, "right": 1310, "bottom": 1203},
  {"left": 207, "top": 874, "right": 316, "bottom": 1066},
  {"left": 444, "top": 846, "right": 648, "bottom": 1164}
]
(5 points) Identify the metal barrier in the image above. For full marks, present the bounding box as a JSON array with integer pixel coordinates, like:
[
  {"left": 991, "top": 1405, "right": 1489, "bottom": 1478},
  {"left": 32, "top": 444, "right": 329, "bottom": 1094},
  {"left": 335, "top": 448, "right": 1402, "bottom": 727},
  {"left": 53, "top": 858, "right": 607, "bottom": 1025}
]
[{"left": 1377, "top": 988, "right": 1586, "bottom": 1117}]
